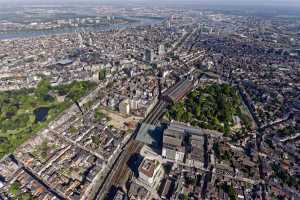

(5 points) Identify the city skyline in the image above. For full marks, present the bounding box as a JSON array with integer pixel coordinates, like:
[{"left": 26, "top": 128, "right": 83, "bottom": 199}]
[
  {"left": 1, "top": 0, "right": 300, "bottom": 7},
  {"left": 0, "top": 1, "right": 299, "bottom": 200}
]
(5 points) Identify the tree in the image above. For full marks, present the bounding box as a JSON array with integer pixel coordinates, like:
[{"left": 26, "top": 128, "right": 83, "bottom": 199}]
[
  {"left": 9, "top": 181, "right": 21, "bottom": 197},
  {"left": 182, "top": 193, "right": 189, "bottom": 200},
  {"left": 224, "top": 121, "right": 230, "bottom": 136},
  {"left": 167, "top": 84, "right": 244, "bottom": 136},
  {"left": 99, "top": 69, "right": 106, "bottom": 80},
  {"left": 240, "top": 114, "right": 252, "bottom": 130},
  {"left": 195, "top": 105, "right": 201, "bottom": 118},
  {"left": 83, "top": 100, "right": 93, "bottom": 111},
  {"left": 221, "top": 151, "right": 231, "bottom": 161},
  {"left": 36, "top": 140, "right": 50, "bottom": 159},
  {"left": 213, "top": 142, "right": 220, "bottom": 159},
  {"left": 35, "top": 80, "right": 50, "bottom": 98},
  {"left": 272, "top": 163, "right": 300, "bottom": 190},
  {"left": 228, "top": 186, "right": 237, "bottom": 200},
  {"left": 67, "top": 81, "right": 96, "bottom": 101},
  {"left": 15, "top": 113, "right": 30, "bottom": 129},
  {"left": 92, "top": 135, "right": 101, "bottom": 146},
  {"left": 223, "top": 183, "right": 237, "bottom": 200},
  {"left": 69, "top": 126, "right": 78, "bottom": 134},
  {"left": 20, "top": 193, "right": 36, "bottom": 200},
  {"left": 223, "top": 84, "right": 231, "bottom": 95},
  {"left": 182, "top": 112, "right": 193, "bottom": 122}
]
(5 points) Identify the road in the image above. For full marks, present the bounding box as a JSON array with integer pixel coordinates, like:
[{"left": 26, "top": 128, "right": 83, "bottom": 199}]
[
  {"left": 85, "top": 32, "right": 207, "bottom": 199},
  {"left": 89, "top": 93, "right": 173, "bottom": 200},
  {"left": 168, "top": 26, "right": 198, "bottom": 54},
  {"left": 260, "top": 112, "right": 292, "bottom": 130},
  {"left": 49, "top": 129, "right": 105, "bottom": 161},
  {"left": 38, "top": 145, "right": 72, "bottom": 176},
  {"left": 9, "top": 155, "right": 67, "bottom": 200}
]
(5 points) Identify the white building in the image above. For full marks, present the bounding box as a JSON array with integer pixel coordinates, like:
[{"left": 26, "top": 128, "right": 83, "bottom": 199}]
[
  {"left": 138, "top": 158, "right": 163, "bottom": 187},
  {"left": 130, "top": 99, "right": 139, "bottom": 110},
  {"left": 119, "top": 99, "right": 130, "bottom": 115},
  {"left": 159, "top": 44, "right": 165, "bottom": 56}
]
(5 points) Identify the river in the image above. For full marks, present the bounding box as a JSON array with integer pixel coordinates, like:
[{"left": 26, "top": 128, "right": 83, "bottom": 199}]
[{"left": 0, "top": 16, "right": 165, "bottom": 41}]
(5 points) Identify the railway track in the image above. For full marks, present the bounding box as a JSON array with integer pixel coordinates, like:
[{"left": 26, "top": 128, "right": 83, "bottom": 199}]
[
  {"left": 144, "top": 101, "right": 167, "bottom": 125},
  {"left": 111, "top": 140, "right": 144, "bottom": 185},
  {"left": 92, "top": 79, "right": 196, "bottom": 199},
  {"left": 93, "top": 140, "right": 144, "bottom": 200}
]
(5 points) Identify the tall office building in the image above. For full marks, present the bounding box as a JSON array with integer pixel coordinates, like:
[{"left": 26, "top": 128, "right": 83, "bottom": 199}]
[
  {"left": 144, "top": 48, "right": 155, "bottom": 63},
  {"left": 158, "top": 44, "right": 165, "bottom": 56},
  {"left": 167, "top": 20, "right": 172, "bottom": 29}
]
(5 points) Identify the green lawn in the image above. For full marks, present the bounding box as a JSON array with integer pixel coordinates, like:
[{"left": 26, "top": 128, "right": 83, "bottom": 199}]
[{"left": 0, "top": 80, "right": 97, "bottom": 158}]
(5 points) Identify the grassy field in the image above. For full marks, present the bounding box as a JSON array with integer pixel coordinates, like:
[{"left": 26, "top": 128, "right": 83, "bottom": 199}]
[{"left": 0, "top": 80, "right": 97, "bottom": 158}]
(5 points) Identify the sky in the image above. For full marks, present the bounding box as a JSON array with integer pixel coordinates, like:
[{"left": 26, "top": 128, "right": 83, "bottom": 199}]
[{"left": 0, "top": 0, "right": 300, "bottom": 7}]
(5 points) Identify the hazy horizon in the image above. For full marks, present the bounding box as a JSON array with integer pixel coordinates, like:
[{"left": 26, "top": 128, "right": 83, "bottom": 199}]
[{"left": 0, "top": 0, "right": 300, "bottom": 7}]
